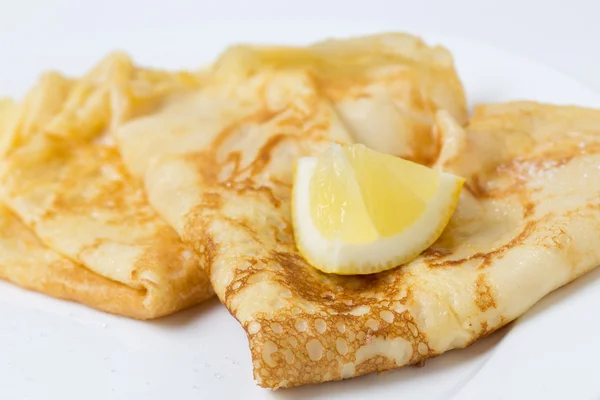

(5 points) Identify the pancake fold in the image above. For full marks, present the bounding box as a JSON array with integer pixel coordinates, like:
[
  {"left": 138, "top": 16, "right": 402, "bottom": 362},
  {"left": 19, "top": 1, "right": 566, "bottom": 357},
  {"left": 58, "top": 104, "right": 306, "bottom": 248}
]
[{"left": 0, "top": 54, "right": 214, "bottom": 319}]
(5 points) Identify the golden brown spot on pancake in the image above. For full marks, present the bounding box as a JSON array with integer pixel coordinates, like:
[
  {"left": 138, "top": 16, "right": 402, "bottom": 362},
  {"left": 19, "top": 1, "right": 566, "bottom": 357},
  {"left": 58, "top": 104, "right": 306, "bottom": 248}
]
[
  {"left": 201, "top": 192, "right": 222, "bottom": 209},
  {"left": 213, "top": 179, "right": 282, "bottom": 209},
  {"left": 398, "top": 286, "right": 414, "bottom": 305},
  {"left": 462, "top": 181, "right": 480, "bottom": 198},
  {"left": 426, "top": 221, "right": 536, "bottom": 269},
  {"left": 354, "top": 355, "right": 401, "bottom": 377},
  {"left": 467, "top": 146, "right": 600, "bottom": 200},
  {"left": 223, "top": 258, "right": 261, "bottom": 301},
  {"left": 475, "top": 274, "right": 496, "bottom": 312},
  {"left": 544, "top": 226, "right": 568, "bottom": 249},
  {"left": 480, "top": 321, "right": 489, "bottom": 334},
  {"left": 523, "top": 201, "right": 536, "bottom": 218},
  {"left": 320, "top": 291, "right": 335, "bottom": 300},
  {"left": 183, "top": 107, "right": 292, "bottom": 208},
  {"left": 200, "top": 234, "right": 219, "bottom": 277},
  {"left": 422, "top": 247, "right": 453, "bottom": 258},
  {"left": 225, "top": 214, "right": 259, "bottom": 233},
  {"left": 269, "top": 176, "right": 292, "bottom": 189},
  {"left": 268, "top": 250, "right": 409, "bottom": 313},
  {"left": 464, "top": 319, "right": 505, "bottom": 347},
  {"left": 588, "top": 203, "right": 600, "bottom": 211},
  {"left": 479, "top": 321, "right": 496, "bottom": 337},
  {"left": 130, "top": 269, "right": 139, "bottom": 281},
  {"left": 211, "top": 108, "right": 281, "bottom": 151},
  {"left": 565, "top": 201, "right": 600, "bottom": 220}
]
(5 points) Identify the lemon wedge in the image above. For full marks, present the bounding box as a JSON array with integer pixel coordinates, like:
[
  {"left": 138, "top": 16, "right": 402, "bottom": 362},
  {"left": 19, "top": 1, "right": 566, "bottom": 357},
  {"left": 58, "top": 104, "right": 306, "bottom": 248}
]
[{"left": 292, "top": 143, "right": 465, "bottom": 275}]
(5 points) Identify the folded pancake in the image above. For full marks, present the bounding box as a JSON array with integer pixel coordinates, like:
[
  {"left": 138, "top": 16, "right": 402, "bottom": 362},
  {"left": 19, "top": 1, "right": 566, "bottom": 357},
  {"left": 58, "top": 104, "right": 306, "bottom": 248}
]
[
  {"left": 115, "top": 33, "right": 467, "bottom": 179},
  {"left": 0, "top": 203, "right": 173, "bottom": 318},
  {"left": 0, "top": 54, "right": 214, "bottom": 319},
  {"left": 137, "top": 95, "right": 600, "bottom": 388},
  {"left": 213, "top": 33, "right": 467, "bottom": 165},
  {"left": 114, "top": 33, "right": 575, "bottom": 388}
]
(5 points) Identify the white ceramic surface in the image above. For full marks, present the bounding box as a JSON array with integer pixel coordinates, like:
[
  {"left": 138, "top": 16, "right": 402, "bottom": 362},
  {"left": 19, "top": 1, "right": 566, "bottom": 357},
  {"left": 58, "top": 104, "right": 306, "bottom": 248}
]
[{"left": 1, "top": 21, "right": 600, "bottom": 400}]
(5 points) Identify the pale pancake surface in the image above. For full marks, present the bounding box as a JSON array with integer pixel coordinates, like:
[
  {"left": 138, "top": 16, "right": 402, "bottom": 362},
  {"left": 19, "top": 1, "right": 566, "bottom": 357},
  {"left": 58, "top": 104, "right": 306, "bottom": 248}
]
[{"left": 0, "top": 54, "right": 214, "bottom": 319}]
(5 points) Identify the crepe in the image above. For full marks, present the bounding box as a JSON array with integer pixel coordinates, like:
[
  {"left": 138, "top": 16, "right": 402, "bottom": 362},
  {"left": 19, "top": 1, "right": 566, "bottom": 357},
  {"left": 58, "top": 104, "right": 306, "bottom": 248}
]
[
  {"left": 212, "top": 33, "right": 467, "bottom": 165},
  {"left": 111, "top": 33, "right": 558, "bottom": 387},
  {"left": 0, "top": 54, "right": 214, "bottom": 319},
  {"left": 137, "top": 92, "right": 600, "bottom": 387},
  {"left": 115, "top": 33, "right": 467, "bottom": 179}
]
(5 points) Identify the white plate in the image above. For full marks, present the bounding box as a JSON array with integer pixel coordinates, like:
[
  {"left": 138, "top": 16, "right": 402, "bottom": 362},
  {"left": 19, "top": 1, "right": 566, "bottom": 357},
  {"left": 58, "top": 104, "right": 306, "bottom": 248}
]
[{"left": 1, "top": 22, "right": 600, "bottom": 400}]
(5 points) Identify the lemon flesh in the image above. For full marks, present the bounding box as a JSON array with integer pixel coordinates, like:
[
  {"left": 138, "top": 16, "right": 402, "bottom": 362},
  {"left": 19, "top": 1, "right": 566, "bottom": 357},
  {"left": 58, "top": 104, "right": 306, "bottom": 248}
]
[{"left": 293, "top": 143, "right": 464, "bottom": 275}]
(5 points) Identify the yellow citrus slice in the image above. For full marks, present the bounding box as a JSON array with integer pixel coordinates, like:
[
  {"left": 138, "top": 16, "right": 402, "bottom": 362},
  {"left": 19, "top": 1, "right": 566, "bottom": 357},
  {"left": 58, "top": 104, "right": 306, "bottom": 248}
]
[{"left": 292, "top": 143, "right": 465, "bottom": 275}]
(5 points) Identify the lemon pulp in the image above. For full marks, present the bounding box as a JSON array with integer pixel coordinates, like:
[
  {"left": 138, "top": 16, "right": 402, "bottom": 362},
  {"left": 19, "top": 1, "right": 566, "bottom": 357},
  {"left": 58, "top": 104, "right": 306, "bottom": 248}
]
[
  {"left": 309, "top": 144, "right": 441, "bottom": 243},
  {"left": 294, "top": 142, "right": 465, "bottom": 275}
]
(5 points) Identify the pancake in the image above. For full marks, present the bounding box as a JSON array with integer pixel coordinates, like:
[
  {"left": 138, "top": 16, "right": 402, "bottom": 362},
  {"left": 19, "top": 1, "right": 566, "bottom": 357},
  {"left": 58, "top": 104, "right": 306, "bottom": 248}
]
[
  {"left": 0, "top": 54, "right": 214, "bottom": 319},
  {"left": 0, "top": 204, "right": 182, "bottom": 318},
  {"left": 111, "top": 33, "right": 576, "bottom": 388},
  {"left": 136, "top": 94, "right": 600, "bottom": 387},
  {"left": 115, "top": 33, "right": 467, "bottom": 179},
  {"left": 210, "top": 33, "right": 467, "bottom": 165}
]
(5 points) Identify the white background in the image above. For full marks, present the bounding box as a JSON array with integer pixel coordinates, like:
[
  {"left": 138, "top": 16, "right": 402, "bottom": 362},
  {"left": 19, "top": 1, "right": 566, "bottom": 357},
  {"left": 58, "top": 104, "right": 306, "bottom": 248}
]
[
  {"left": 1, "top": 0, "right": 600, "bottom": 96},
  {"left": 1, "top": 1, "right": 600, "bottom": 399}
]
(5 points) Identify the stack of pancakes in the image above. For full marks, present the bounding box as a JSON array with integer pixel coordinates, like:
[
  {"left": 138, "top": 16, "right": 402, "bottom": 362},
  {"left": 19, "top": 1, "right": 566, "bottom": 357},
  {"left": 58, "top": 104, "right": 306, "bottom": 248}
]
[{"left": 1, "top": 33, "right": 600, "bottom": 389}]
